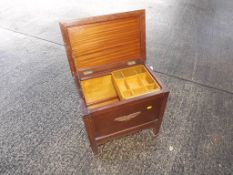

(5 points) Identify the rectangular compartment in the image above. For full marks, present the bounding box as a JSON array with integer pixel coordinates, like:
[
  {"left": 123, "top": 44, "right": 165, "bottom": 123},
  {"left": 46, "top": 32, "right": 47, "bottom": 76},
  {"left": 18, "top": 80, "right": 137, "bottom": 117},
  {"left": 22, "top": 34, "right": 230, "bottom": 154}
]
[
  {"left": 125, "top": 75, "right": 142, "bottom": 89},
  {"left": 132, "top": 87, "right": 148, "bottom": 96},
  {"left": 123, "top": 90, "right": 133, "bottom": 98},
  {"left": 122, "top": 69, "right": 137, "bottom": 77},
  {"left": 81, "top": 75, "right": 119, "bottom": 107},
  {"left": 146, "top": 84, "right": 157, "bottom": 91},
  {"left": 115, "top": 79, "right": 128, "bottom": 91},
  {"left": 138, "top": 73, "right": 153, "bottom": 85}
]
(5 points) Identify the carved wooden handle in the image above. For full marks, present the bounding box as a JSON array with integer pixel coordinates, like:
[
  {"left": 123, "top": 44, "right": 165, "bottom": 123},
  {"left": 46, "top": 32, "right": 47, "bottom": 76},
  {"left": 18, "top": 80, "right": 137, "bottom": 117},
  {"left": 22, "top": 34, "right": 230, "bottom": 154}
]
[{"left": 114, "top": 111, "right": 141, "bottom": 122}]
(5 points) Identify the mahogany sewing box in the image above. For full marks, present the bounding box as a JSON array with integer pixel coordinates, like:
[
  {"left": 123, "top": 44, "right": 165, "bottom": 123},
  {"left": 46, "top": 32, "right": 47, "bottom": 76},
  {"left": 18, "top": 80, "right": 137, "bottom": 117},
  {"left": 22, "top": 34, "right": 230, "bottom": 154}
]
[{"left": 59, "top": 9, "right": 169, "bottom": 154}]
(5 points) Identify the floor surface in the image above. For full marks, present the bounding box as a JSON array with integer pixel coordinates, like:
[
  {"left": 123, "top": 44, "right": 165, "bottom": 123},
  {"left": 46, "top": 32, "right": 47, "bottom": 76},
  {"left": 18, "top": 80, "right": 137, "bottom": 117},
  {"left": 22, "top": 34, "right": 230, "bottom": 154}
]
[{"left": 0, "top": 0, "right": 232, "bottom": 174}]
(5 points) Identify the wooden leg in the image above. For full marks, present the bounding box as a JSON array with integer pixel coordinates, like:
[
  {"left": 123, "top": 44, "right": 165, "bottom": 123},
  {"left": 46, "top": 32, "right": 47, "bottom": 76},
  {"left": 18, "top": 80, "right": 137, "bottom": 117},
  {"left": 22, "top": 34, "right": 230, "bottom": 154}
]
[
  {"left": 152, "top": 92, "right": 169, "bottom": 137},
  {"left": 83, "top": 115, "right": 98, "bottom": 154},
  {"left": 90, "top": 142, "right": 98, "bottom": 155},
  {"left": 152, "top": 127, "right": 159, "bottom": 137}
]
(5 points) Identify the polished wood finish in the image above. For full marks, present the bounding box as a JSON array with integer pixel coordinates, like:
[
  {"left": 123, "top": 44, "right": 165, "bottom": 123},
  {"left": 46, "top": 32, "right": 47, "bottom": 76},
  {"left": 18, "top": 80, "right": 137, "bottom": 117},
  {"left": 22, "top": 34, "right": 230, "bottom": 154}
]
[
  {"left": 69, "top": 17, "right": 141, "bottom": 69},
  {"left": 59, "top": 10, "right": 169, "bottom": 154}
]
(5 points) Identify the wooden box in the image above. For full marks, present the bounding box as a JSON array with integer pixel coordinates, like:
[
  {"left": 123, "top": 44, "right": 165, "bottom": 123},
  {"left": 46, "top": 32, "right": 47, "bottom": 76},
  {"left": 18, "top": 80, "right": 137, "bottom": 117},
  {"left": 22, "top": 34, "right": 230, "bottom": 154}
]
[{"left": 59, "top": 9, "right": 169, "bottom": 154}]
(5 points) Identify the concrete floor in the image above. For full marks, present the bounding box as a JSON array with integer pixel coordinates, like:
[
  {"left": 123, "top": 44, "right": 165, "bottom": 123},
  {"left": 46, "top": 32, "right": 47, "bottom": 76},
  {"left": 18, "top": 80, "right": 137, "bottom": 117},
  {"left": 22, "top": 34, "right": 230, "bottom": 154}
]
[{"left": 0, "top": 0, "right": 232, "bottom": 174}]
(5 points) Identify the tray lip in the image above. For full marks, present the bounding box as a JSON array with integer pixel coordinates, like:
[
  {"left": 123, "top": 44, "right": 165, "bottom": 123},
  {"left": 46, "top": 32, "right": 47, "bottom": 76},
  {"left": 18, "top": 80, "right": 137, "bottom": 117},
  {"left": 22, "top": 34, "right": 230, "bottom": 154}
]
[{"left": 59, "top": 9, "right": 146, "bottom": 78}]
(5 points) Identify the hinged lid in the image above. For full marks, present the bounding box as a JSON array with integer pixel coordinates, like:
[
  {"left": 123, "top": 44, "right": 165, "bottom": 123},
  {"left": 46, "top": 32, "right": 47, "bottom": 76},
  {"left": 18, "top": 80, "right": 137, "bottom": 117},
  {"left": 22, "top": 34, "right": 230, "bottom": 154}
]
[{"left": 60, "top": 10, "right": 146, "bottom": 79}]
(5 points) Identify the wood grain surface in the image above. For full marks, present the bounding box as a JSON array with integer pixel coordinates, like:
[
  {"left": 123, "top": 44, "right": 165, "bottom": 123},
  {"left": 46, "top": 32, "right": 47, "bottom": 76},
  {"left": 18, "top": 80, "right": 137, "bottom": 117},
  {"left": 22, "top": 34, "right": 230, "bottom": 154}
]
[{"left": 59, "top": 10, "right": 145, "bottom": 78}]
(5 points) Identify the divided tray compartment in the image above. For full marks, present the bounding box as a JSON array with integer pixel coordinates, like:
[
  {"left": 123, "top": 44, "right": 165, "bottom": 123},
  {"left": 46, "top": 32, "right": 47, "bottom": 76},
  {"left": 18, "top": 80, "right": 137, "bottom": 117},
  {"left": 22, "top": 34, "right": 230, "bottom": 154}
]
[
  {"left": 112, "top": 65, "right": 161, "bottom": 100},
  {"left": 81, "top": 75, "right": 119, "bottom": 108}
]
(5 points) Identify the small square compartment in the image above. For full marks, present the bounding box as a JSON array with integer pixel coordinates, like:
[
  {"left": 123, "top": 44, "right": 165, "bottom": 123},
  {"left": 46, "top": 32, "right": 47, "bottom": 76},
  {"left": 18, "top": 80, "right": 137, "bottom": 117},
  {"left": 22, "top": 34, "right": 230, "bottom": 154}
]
[
  {"left": 122, "top": 69, "right": 137, "bottom": 77},
  {"left": 138, "top": 73, "right": 154, "bottom": 85},
  {"left": 123, "top": 90, "right": 133, "bottom": 98},
  {"left": 125, "top": 76, "right": 142, "bottom": 89},
  {"left": 146, "top": 84, "right": 157, "bottom": 91},
  {"left": 132, "top": 87, "right": 147, "bottom": 95},
  {"left": 115, "top": 79, "right": 128, "bottom": 91}
]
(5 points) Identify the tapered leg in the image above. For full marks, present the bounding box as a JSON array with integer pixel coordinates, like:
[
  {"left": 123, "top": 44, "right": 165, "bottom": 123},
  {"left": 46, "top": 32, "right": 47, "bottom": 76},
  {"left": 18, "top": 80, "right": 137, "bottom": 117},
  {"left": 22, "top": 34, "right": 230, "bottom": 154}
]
[
  {"left": 152, "top": 127, "right": 159, "bottom": 137},
  {"left": 152, "top": 92, "right": 169, "bottom": 137},
  {"left": 83, "top": 115, "right": 98, "bottom": 154},
  {"left": 90, "top": 142, "right": 98, "bottom": 155}
]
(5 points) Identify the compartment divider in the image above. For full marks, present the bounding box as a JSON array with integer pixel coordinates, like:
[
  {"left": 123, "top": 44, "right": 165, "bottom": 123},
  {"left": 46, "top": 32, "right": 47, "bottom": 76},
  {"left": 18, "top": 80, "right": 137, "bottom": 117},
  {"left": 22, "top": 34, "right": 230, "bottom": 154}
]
[
  {"left": 145, "top": 83, "right": 154, "bottom": 90},
  {"left": 137, "top": 74, "right": 146, "bottom": 87},
  {"left": 137, "top": 73, "right": 150, "bottom": 92},
  {"left": 123, "top": 79, "right": 130, "bottom": 90},
  {"left": 132, "top": 70, "right": 137, "bottom": 75},
  {"left": 124, "top": 76, "right": 135, "bottom": 95},
  {"left": 120, "top": 71, "right": 124, "bottom": 78}
]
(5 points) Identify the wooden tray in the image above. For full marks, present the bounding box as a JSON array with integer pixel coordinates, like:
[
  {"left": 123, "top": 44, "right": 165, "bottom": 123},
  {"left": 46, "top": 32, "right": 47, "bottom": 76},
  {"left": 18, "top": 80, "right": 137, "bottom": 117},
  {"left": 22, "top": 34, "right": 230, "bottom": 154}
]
[
  {"left": 81, "top": 65, "right": 160, "bottom": 108},
  {"left": 112, "top": 65, "right": 161, "bottom": 100}
]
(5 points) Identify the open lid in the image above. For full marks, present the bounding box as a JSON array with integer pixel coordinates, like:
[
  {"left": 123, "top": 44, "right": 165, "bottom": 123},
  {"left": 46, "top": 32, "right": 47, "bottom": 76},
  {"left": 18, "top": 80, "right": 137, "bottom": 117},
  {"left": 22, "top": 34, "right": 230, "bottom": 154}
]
[{"left": 59, "top": 10, "right": 146, "bottom": 79}]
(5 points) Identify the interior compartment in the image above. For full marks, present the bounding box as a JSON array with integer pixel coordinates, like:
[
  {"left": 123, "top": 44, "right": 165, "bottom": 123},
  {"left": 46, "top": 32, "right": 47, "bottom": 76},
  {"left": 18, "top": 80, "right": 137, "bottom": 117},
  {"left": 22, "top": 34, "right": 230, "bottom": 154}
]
[
  {"left": 115, "top": 79, "right": 128, "bottom": 91},
  {"left": 146, "top": 84, "right": 157, "bottom": 91},
  {"left": 112, "top": 65, "right": 161, "bottom": 100},
  {"left": 132, "top": 87, "right": 148, "bottom": 96},
  {"left": 81, "top": 75, "right": 119, "bottom": 107},
  {"left": 125, "top": 76, "right": 141, "bottom": 89},
  {"left": 81, "top": 65, "right": 161, "bottom": 109}
]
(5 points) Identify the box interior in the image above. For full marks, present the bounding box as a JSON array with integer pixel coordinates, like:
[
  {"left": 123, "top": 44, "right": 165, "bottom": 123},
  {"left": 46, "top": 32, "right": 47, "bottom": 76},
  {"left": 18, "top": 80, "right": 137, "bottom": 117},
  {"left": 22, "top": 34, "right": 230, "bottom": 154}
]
[{"left": 81, "top": 65, "right": 161, "bottom": 109}]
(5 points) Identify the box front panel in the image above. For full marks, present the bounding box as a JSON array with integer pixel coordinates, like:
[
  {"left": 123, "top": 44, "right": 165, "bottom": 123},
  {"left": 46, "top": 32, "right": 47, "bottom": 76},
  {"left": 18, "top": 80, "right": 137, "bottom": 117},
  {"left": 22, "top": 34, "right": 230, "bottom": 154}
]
[{"left": 92, "top": 94, "right": 164, "bottom": 137}]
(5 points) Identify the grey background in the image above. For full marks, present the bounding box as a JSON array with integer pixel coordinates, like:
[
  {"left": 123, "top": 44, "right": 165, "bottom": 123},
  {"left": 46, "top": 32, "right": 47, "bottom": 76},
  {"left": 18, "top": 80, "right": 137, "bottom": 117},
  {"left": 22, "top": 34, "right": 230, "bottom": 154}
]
[{"left": 0, "top": 0, "right": 232, "bottom": 174}]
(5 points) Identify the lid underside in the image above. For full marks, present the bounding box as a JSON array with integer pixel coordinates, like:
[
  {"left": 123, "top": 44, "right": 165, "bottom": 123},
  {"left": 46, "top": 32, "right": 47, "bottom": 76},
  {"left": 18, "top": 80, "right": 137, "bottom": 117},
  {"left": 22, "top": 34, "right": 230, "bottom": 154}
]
[{"left": 60, "top": 10, "right": 146, "bottom": 77}]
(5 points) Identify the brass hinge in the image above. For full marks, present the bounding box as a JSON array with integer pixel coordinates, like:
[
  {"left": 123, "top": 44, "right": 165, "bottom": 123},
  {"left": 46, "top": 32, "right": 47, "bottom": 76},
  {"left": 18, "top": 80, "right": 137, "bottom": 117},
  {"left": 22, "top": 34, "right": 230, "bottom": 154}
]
[
  {"left": 127, "top": 60, "right": 136, "bottom": 66},
  {"left": 83, "top": 70, "right": 93, "bottom": 75}
]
